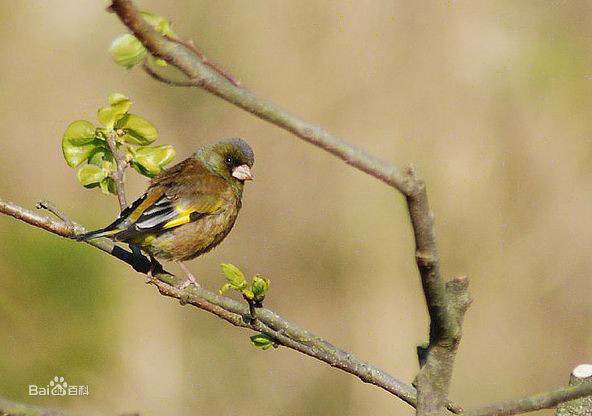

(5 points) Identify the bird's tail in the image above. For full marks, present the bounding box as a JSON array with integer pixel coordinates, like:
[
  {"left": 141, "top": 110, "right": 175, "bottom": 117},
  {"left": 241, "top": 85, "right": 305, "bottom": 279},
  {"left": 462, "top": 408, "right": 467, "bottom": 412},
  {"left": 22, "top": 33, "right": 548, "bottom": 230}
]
[{"left": 71, "top": 228, "right": 118, "bottom": 241}]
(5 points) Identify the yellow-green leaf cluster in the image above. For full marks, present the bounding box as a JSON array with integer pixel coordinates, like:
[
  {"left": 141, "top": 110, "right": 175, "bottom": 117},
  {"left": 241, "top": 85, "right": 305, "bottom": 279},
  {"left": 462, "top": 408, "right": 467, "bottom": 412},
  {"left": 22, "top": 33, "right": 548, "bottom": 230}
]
[
  {"left": 219, "top": 264, "right": 271, "bottom": 304},
  {"left": 62, "top": 93, "right": 176, "bottom": 194}
]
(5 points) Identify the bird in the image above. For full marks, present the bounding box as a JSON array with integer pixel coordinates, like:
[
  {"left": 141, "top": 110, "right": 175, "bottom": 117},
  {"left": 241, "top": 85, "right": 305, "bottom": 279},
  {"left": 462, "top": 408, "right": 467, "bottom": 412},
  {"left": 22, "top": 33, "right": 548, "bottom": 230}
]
[{"left": 74, "top": 138, "right": 254, "bottom": 289}]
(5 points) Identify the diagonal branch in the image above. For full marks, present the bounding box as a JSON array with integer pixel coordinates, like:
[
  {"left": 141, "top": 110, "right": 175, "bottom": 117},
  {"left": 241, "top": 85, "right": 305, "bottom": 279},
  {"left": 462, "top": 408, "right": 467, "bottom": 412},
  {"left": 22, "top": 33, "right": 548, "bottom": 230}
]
[
  {"left": 108, "top": 0, "right": 408, "bottom": 195},
  {"left": 107, "top": 1, "right": 465, "bottom": 413},
  {"left": 0, "top": 197, "right": 422, "bottom": 410}
]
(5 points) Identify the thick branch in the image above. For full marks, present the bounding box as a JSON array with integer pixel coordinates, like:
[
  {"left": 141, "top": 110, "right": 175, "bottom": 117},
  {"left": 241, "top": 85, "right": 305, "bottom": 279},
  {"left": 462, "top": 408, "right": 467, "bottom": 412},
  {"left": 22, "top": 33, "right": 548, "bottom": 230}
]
[
  {"left": 0, "top": 198, "right": 420, "bottom": 409},
  {"left": 405, "top": 167, "right": 466, "bottom": 415}
]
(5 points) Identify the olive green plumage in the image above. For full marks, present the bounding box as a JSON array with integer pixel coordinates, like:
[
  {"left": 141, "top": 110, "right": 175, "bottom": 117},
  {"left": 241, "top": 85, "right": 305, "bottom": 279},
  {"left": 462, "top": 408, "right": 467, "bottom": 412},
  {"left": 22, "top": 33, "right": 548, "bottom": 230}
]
[{"left": 76, "top": 138, "right": 254, "bottom": 263}]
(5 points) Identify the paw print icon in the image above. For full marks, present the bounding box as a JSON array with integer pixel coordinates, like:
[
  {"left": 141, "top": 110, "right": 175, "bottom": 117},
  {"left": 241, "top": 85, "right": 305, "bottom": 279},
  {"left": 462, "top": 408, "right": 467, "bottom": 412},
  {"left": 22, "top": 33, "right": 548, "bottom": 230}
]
[{"left": 49, "top": 376, "right": 68, "bottom": 396}]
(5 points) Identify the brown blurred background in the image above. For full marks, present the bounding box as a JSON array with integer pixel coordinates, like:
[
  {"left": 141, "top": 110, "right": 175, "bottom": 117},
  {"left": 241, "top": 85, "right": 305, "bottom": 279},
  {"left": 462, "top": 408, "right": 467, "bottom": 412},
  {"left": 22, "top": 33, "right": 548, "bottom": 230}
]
[{"left": 1, "top": 1, "right": 591, "bottom": 415}]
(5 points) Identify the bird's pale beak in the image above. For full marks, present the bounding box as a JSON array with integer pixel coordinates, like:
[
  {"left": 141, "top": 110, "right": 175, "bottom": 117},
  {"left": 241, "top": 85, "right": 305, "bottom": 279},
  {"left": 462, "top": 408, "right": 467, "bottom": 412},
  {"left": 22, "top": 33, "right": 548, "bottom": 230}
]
[{"left": 232, "top": 164, "right": 253, "bottom": 181}]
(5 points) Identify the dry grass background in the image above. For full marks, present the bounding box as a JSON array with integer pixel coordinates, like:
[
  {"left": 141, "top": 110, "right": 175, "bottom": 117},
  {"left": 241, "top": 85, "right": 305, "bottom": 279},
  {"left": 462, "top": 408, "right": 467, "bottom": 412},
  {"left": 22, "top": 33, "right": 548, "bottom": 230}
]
[{"left": 1, "top": 1, "right": 591, "bottom": 415}]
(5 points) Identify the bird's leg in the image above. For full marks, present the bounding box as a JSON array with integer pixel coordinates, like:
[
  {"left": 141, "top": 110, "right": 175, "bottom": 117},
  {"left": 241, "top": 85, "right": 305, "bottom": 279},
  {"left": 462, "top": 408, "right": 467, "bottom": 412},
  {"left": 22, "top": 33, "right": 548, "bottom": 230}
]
[
  {"left": 145, "top": 255, "right": 161, "bottom": 285},
  {"left": 177, "top": 261, "right": 200, "bottom": 289},
  {"left": 129, "top": 243, "right": 143, "bottom": 259}
]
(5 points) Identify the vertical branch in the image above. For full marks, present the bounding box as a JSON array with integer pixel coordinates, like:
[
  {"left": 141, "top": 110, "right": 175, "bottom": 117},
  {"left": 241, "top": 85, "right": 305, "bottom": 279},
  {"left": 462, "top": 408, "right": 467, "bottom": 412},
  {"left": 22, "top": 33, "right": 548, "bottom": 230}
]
[
  {"left": 105, "top": 130, "right": 128, "bottom": 210},
  {"left": 404, "top": 167, "right": 470, "bottom": 416}
]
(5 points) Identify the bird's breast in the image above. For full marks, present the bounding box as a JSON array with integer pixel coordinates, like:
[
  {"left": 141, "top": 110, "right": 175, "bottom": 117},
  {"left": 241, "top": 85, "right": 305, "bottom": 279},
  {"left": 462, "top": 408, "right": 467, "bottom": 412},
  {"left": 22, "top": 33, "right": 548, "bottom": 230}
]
[{"left": 147, "top": 201, "right": 241, "bottom": 262}]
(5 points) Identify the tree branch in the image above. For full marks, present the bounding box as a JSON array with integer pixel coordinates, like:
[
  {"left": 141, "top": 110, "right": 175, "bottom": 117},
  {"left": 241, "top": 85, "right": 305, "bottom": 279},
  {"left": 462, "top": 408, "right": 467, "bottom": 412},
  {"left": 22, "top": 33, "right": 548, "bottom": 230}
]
[
  {"left": 142, "top": 60, "right": 199, "bottom": 87},
  {"left": 105, "top": 130, "right": 128, "bottom": 210},
  {"left": 464, "top": 381, "right": 592, "bottom": 416},
  {"left": 556, "top": 364, "right": 592, "bottom": 416},
  {"left": 163, "top": 35, "right": 241, "bottom": 87},
  {"left": 0, "top": 197, "right": 423, "bottom": 410},
  {"left": 108, "top": 0, "right": 409, "bottom": 195},
  {"left": 404, "top": 167, "right": 468, "bottom": 415}
]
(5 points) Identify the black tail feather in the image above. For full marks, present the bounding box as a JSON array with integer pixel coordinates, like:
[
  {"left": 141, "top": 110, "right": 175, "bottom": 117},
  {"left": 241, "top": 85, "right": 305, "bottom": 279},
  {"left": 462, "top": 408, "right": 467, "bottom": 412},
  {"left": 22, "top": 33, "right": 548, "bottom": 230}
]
[{"left": 71, "top": 228, "right": 116, "bottom": 241}]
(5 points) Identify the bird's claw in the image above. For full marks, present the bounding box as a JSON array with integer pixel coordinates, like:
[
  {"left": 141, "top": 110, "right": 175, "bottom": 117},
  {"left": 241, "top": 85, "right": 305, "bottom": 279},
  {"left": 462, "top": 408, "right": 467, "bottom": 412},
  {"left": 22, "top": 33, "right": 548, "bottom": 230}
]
[
  {"left": 178, "top": 274, "right": 200, "bottom": 290},
  {"left": 176, "top": 262, "right": 200, "bottom": 290},
  {"left": 145, "top": 257, "right": 161, "bottom": 285},
  {"left": 145, "top": 269, "right": 159, "bottom": 285}
]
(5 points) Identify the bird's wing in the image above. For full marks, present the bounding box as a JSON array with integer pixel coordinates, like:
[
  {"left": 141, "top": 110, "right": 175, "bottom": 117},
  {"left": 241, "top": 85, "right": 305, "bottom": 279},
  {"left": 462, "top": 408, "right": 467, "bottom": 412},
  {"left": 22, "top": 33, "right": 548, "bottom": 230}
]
[{"left": 112, "top": 159, "right": 230, "bottom": 242}]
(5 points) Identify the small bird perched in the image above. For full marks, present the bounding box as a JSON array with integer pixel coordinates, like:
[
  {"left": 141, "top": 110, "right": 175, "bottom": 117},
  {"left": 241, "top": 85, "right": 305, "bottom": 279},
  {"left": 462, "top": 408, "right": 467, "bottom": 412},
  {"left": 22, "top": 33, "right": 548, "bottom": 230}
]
[{"left": 74, "top": 138, "right": 254, "bottom": 288}]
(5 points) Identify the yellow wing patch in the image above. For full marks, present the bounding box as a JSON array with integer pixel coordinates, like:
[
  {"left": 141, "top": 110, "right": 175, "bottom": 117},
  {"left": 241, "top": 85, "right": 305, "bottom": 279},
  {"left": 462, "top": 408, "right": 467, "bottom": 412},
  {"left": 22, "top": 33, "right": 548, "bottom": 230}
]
[
  {"left": 163, "top": 208, "right": 196, "bottom": 229},
  {"left": 162, "top": 197, "right": 225, "bottom": 229}
]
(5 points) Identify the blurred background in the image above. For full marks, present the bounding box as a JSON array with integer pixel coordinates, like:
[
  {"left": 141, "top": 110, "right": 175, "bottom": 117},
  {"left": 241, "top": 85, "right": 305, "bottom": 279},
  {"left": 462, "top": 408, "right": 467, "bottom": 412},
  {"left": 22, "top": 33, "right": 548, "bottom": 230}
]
[{"left": 1, "top": 1, "right": 591, "bottom": 415}]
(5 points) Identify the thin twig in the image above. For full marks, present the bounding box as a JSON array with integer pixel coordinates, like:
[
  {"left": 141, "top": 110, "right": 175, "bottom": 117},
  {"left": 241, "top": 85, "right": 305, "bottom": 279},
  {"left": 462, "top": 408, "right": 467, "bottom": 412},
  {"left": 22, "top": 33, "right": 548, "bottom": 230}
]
[
  {"left": 142, "top": 60, "right": 199, "bottom": 87},
  {"left": 36, "top": 200, "right": 74, "bottom": 227},
  {"left": 164, "top": 35, "right": 241, "bottom": 87},
  {"left": 0, "top": 197, "right": 422, "bottom": 409},
  {"left": 464, "top": 383, "right": 592, "bottom": 416},
  {"left": 105, "top": 130, "right": 128, "bottom": 210}
]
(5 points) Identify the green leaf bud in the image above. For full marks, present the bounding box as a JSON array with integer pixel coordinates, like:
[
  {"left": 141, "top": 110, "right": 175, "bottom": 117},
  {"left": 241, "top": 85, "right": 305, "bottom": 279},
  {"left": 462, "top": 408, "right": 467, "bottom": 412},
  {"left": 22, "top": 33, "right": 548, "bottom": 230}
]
[{"left": 109, "top": 34, "right": 147, "bottom": 69}]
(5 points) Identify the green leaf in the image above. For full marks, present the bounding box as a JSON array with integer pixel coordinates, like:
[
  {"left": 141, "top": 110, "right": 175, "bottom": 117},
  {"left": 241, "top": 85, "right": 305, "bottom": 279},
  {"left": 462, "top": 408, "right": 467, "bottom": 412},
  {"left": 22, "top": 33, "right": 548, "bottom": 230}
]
[
  {"left": 87, "top": 147, "right": 113, "bottom": 167},
  {"left": 131, "top": 144, "right": 175, "bottom": 177},
  {"left": 77, "top": 164, "right": 106, "bottom": 187},
  {"left": 251, "top": 275, "right": 271, "bottom": 301},
  {"left": 118, "top": 114, "right": 158, "bottom": 145},
  {"left": 98, "top": 94, "right": 132, "bottom": 129},
  {"left": 62, "top": 120, "right": 99, "bottom": 168},
  {"left": 141, "top": 12, "right": 174, "bottom": 36},
  {"left": 99, "top": 177, "right": 116, "bottom": 195},
  {"left": 250, "top": 334, "right": 275, "bottom": 350},
  {"left": 109, "top": 33, "right": 147, "bottom": 69},
  {"left": 220, "top": 263, "right": 247, "bottom": 290}
]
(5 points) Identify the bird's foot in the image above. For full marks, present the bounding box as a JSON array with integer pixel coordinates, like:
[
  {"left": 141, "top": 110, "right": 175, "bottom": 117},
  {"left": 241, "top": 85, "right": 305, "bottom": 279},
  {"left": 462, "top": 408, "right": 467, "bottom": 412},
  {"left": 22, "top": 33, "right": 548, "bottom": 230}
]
[
  {"left": 177, "top": 261, "right": 200, "bottom": 289},
  {"left": 145, "top": 256, "right": 161, "bottom": 285}
]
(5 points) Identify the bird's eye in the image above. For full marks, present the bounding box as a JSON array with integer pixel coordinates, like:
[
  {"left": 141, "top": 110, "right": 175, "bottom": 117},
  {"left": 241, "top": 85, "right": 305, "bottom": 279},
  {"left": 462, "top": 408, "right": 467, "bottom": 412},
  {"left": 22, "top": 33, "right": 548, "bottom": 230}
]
[{"left": 225, "top": 155, "right": 234, "bottom": 165}]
